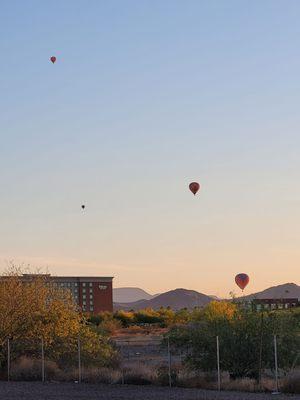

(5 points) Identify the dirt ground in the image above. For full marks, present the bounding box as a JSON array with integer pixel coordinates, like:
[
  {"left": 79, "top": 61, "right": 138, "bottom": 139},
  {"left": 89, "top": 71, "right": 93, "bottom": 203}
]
[{"left": 0, "top": 382, "right": 298, "bottom": 400}]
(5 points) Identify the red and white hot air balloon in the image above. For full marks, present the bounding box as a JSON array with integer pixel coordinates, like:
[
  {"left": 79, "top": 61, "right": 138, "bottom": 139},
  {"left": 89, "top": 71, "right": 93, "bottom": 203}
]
[
  {"left": 50, "top": 56, "right": 56, "bottom": 64},
  {"left": 189, "top": 182, "right": 200, "bottom": 196},
  {"left": 235, "top": 273, "right": 249, "bottom": 291}
]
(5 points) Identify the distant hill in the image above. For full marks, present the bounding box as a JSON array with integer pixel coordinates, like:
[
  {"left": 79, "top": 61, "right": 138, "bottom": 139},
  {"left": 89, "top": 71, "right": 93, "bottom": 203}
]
[
  {"left": 241, "top": 283, "right": 300, "bottom": 301},
  {"left": 113, "top": 283, "right": 300, "bottom": 311},
  {"left": 113, "top": 287, "right": 157, "bottom": 303},
  {"left": 114, "top": 288, "right": 213, "bottom": 310}
]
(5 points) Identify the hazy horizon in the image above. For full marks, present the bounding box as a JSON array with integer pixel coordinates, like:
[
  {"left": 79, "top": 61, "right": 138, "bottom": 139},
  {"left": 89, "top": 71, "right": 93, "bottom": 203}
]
[{"left": 2, "top": 1, "right": 300, "bottom": 297}]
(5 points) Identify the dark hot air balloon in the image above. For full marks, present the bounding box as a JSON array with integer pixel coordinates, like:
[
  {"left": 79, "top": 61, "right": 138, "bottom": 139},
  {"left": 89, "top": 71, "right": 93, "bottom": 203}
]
[
  {"left": 235, "top": 273, "right": 249, "bottom": 291},
  {"left": 81, "top": 205, "right": 85, "bottom": 210},
  {"left": 189, "top": 182, "right": 200, "bottom": 195},
  {"left": 50, "top": 56, "right": 56, "bottom": 64}
]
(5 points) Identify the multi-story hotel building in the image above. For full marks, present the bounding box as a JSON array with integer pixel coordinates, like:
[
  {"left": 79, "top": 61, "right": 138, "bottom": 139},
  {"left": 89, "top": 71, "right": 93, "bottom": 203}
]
[{"left": 22, "top": 274, "right": 114, "bottom": 313}]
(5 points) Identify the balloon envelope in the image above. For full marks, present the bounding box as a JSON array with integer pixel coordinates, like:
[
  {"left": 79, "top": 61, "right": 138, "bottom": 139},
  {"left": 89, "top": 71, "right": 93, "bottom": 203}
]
[
  {"left": 50, "top": 56, "right": 56, "bottom": 64},
  {"left": 235, "top": 273, "right": 249, "bottom": 290},
  {"left": 81, "top": 205, "right": 85, "bottom": 210},
  {"left": 189, "top": 182, "right": 200, "bottom": 195}
]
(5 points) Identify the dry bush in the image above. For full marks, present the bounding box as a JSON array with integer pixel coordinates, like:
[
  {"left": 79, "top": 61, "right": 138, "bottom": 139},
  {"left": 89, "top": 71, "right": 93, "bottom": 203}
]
[
  {"left": 120, "top": 363, "right": 156, "bottom": 385},
  {"left": 155, "top": 365, "right": 179, "bottom": 386},
  {"left": 260, "top": 377, "right": 277, "bottom": 392},
  {"left": 121, "top": 325, "right": 145, "bottom": 335},
  {"left": 97, "top": 319, "right": 123, "bottom": 336},
  {"left": 10, "top": 357, "right": 122, "bottom": 384},
  {"left": 81, "top": 367, "right": 121, "bottom": 384},
  {"left": 176, "top": 370, "right": 217, "bottom": 389},
  {"left": 281, "top": 371, "right": 300, "bottom": 394},
  {"left": 221, "top": 378, "right": 259, "bottom": 392},
  {"left": 10, "top": 356, "right": 61, "bottom": 381}
]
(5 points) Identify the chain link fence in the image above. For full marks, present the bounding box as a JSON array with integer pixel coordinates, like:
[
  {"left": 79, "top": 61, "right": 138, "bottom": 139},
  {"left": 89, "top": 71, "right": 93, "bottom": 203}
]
[{"left": 0, "top": 334, "right": 298, "bottom": 394}]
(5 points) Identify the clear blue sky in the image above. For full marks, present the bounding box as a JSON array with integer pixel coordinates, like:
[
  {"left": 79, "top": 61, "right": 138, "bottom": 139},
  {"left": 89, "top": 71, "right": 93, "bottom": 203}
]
[{"left": 1, "top": 1, "right": 300, "bottom": 296}]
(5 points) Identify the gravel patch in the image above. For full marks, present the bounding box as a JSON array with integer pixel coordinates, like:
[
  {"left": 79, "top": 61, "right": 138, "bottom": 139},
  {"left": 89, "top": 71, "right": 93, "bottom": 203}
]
[{"left": 0, "top": 382, "right": 299, "bottom": 400}]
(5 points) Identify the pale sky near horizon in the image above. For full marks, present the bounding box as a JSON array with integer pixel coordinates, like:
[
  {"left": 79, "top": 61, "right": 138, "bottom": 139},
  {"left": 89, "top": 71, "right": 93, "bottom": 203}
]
[{"left": 1, "top": 1, "right": 300, "bottom": 297}]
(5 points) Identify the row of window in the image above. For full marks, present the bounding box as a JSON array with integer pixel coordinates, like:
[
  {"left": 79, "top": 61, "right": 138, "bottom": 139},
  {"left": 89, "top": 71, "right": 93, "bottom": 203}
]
[
  {"left": 53, "top": 282, "right": 108, "bottom": 291},
  {"left": 82, "top": 288, "right": 93, "bottom": 293},
  {"left": 54, "top": 282, "right": 94, "bottom": 287},
  {"left": 82, "top": 305, "right": 93, "bottom": 312},
  {"left": 82, "top": 294, "right": 93, "bottom": 299},
  {"left": 73, "top": 294, "right": 93, "bottom": 299}
]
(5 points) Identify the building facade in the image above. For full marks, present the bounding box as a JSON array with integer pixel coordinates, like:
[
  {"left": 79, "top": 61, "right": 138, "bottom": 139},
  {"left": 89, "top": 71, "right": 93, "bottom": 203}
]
[
  {"left": 22, "top": 274, "right": 113, "bottom": 313},
  {"left": 251, "top": 298, "right": 299, "bottom": 310}
]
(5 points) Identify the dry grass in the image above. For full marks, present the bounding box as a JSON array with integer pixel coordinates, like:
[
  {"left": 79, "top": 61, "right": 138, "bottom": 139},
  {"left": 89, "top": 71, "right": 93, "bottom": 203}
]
[
  {"left": 81, "top": 367, "right": 122, "bottom": 384},
  {"left": 10, "top": 357, "right": 121, "bottom": 384},
  {"left": 176, "top": 370, "right": 217, "bottom": 389},
  {"left": 121, "top": 364, "right": 156, "bottom": 385},
  {"left": 281, "top": 371, "right": 300, "bottom": 394},
  {"left": 8, "top": 357, "right": 300, "bottom": 394},
  {"left": 11, "top": 357, "right": 59, "bottom": 381},
  {"left": 221, "top": 378, "right": 259, "bottom": 392}
]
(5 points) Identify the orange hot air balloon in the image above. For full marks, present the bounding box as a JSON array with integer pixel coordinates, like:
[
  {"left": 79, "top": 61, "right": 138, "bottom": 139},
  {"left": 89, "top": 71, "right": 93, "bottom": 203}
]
[
  {"left": 189, "top": 182, "right": 200, "bottom": 195},
  {"left": 50, "top": 56, "right": 56, "bottom": 64},
  {"left": 235, "top": 273, "right": 249, "bottom": 291}
]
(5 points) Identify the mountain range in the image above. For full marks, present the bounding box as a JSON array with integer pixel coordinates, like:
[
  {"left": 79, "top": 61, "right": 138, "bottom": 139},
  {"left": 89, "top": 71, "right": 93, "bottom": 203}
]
[
  {"left": 113, "top": 283, "right": 300, "bottom": 311},
  {"left": 113, "top": 287, "right": 158, "bottom": 303},
  {"left": 241, "top": 283, "right": 300, "bottom": 301}
]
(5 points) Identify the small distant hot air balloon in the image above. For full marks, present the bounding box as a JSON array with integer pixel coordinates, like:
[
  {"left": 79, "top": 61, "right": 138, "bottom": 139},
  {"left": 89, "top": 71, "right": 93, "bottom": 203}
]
[
  {"left": 189, "top": 182, "right": 200, "bottom": 196},
  {"left": 81, "top": 205, "right": 85, "bottom": 210},
  {"left": 50, "top": 56, "right": 56, "bottom": 64},
  {"left": 235, "top": 273, "right": 249, "bottom": 291}
]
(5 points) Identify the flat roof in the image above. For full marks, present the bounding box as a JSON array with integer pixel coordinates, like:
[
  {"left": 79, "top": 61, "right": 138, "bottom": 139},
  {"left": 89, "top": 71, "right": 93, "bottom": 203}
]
[{"left": 20, "top": 274, "right": 114, "bottom": 282}]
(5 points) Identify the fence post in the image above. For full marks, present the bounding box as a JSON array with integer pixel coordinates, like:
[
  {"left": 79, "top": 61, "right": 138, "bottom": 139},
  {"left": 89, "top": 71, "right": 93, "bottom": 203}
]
[
  {"left": 167, "top": 337, "right": 172, "bottom": 388},
  {"left": 7, "top": 338, "right": 10, "bottom": 382},
  {"left": 258, "top": 312, "right": 264, "bottom": 385},
  {"left": 274, "top": 334, "right": 279, "bottom": 393},
  {"left": 41, "top": 338, "right": 45, "bottom": 382},
  {"left": 216, "top": 336, "right": 221, "bottom": 391},
  {"left": 78, "top": 336, "right": 82, "bottom": 383}
]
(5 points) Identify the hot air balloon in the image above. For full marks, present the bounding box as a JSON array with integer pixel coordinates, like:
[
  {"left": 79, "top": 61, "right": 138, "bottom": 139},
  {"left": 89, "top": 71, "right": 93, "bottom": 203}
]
[
  {"left": 189, "top": 182, "right": 200, "bottom": 195},
  {"left": 235, "top": 273, "right": 249, "bottom": 291},
  {"left": 50, "top": 56, "right": 56, "bottom": 64},
  {"left": 81, "top": 205, "right": 85, "bottom": 210}
]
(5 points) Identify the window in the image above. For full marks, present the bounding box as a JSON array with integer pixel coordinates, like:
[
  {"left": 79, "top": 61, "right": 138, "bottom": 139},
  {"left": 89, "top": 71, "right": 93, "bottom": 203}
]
[
  {"left": 98, "top": 285, "right": 107, "bottom": 290},
  {"left": 83, "top": 288, "right": 86, "bottom": 293},
  {"left": 82, "top": 306, "right": 86, "bottom": 311},
  {"left": 90, "top": 301, "right": 93, "bottom": 306},
  {"left": 89, "top": 283, "right": 93, "bottom": 287},
  {"left": 75, "top": 283, "right": 78, "bottom": 287},
  {"left": 75, "top": 288, "right": 78, "bottom": 293},
  {"left": 83, "top": 301, "right": 86, "bottom": 306},
  {"left": 89, "top": 288, "right": 93, "bottom": 294},
  {"left": 90, "top": 294, "right": 93, "bottom": 299},
  {"left": 82, "top": 283, "right": 86, "bottom": 287},
  {"left": 90, "top": 306, "right": 94, "bottom": 312},
  {"left": 83, "top": 294, "right": 86, "bottom": 300}
]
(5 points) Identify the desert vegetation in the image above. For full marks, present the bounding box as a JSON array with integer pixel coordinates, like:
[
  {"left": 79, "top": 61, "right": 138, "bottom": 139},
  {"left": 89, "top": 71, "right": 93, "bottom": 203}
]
[
  {"left": 89, "top": 301, "right": 300, "bottom": 393},
  {"left": 0, "top": 266, "right": 119, "bottom": 379},
  {"left": 0, "top": 268, "right": 299, "bottom": 395},
  {"left": 166, "top": 301, "right": 300, "bottom": 380}
]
